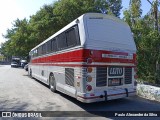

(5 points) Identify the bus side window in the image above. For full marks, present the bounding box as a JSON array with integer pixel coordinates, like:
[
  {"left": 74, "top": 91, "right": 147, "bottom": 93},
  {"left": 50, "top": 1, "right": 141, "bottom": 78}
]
[
  {"left": 46, "top": 40, "right": 52, "bottom": 53},
  {"left": 74, "top": 26, "right": 80, "bottom": 45},
  {"left": 33, "top": 49, "right": 37, "bottom": 57},
  {"left": 35, "top": 49, "right": 38, "bottom": 57},
  {"left": 51, "top": 38, "right": 57, "bottom": 52},
  {"left": 66, "top": 28, "right": 77, "bottom": 47},
  {"left": 38, "top": 46, "right": 42, "bottom": 56},
  {"left": 42, "top": 44, "right": 46, "bottom": 55},
  {"left": 57, "top": 33, "right": 67, "bottom": 50},
  {"left": 32, "top": 51, "right": 34, "bottom": 57},
  {"left": 66, "top": 25, "right": 80, "bottom": 48},
  {"left": 33, "top": 50, "right": 36, "bottom": 57}
]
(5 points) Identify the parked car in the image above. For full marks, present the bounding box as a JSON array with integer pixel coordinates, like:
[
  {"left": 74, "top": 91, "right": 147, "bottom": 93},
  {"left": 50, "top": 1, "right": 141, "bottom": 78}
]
[
  {"left": 11, "top": 57, "right": 21, "bottom": 67},
  {"left": 24, "top": 64, "right": 28, "bottom": 71},
  {"left": 11, "top": 62, "right": 19, "bottom": 68}
]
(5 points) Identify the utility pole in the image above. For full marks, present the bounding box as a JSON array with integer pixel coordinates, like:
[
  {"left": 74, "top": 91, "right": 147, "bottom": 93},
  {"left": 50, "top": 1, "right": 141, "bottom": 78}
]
[{"left": 147, "top": 0, "right": 158, "bottom": 31}]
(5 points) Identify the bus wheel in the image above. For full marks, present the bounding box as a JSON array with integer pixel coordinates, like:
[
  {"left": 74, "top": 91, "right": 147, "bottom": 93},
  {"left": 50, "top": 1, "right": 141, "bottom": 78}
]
[{"left": 49, "top": 74, "right": 56, "bottom": 92}]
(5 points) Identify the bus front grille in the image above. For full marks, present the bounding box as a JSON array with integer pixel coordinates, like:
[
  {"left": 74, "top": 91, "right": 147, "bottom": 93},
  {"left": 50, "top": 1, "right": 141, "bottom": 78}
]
[
  {"left": 96, "top": 67, "right": 107, "bottom": 87},
  {"left": 124, "top": 67, "right": 132, "bottom": 84}
]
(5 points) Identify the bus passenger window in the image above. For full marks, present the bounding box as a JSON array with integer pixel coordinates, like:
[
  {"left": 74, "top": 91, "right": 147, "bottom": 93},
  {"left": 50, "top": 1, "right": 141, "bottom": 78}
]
[
  {"left": 66, "top": 26, "right": 80, "bottom": 48},
  {"left": 66, "top": 28, "right": 77, "bottom": 47},
  {"left": 42, "top": 44, "right": 46, "bottom": 54},
  {"left": 38, "top": 46, "right": 42, "bottom": 55},
  {"left": 51, "top": 39, "right": 57, "bottom": 52},
  {"left": 57, "top": 33, "right": 67, "bottom": 50},
  {"left": 47, "top": 40, "right": 52, "bottom": 53}
]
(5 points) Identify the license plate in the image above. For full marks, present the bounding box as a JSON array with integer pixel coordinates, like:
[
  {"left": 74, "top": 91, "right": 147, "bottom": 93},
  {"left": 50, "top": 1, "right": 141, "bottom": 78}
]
[{"left": 108, "top": 78, "right": 122, "bottom": 86}]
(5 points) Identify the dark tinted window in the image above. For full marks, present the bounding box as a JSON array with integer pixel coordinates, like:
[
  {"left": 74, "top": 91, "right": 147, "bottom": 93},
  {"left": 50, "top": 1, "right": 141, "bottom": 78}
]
[
  {"left": 47, "top": 40, "right": 52, "bottom": 53},
  {"left": 42, "top": 44, "right": 46, "bottom": 55},
  {"left": 38, "top": 46, "right": 42, "bottom": 55},
  {"left": 51, "top": 38, "right": 57, "bottom": 52},
  {"left": 32, "top": 25, "right": 80, "bottom": 57},
  {"left": 66, "top": 28, "right": 77, "bottom": 47},
  {"left": 57, "top": 33, "right": 67, "bottom": 50},
  {"left": 66, "top": 26, "right": 80, "bottom": 48}
]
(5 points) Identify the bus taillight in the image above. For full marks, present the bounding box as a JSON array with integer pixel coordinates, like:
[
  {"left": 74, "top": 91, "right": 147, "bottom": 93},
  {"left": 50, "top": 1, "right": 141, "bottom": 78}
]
[
  {"left": 86, "top": 85, "right": 92, "bottom": 91},
  {"left": 86, "top": 76, "right": 92, "bottom": 82},
  {"left": 87, "top": 67, "right": 93, "bottom": 73}
]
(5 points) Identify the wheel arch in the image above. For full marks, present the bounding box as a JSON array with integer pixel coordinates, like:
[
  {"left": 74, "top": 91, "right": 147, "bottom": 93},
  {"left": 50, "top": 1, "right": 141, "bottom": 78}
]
[
  {"left": 48, "top": 72, "right": 54, "bottom": 84},
  {"left": 49, "top": 72, "right": 57, "bottom": 92}
]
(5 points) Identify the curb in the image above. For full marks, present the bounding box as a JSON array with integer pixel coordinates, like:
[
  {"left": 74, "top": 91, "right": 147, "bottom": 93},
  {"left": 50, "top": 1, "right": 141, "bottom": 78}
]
[{"left": 137, "top": 84, "right": 160, "bottom": 102}]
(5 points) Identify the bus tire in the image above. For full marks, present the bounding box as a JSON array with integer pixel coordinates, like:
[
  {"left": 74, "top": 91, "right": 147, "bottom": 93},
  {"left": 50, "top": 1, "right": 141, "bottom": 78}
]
[{"left": 49, "top": 74, "right": 56, "bottom": 92}]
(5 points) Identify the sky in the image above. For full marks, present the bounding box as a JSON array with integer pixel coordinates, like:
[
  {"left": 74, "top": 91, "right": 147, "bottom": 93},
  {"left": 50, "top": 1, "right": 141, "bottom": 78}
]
[
  {"left": 0, "top": 0, "right": 55, "bottom": 44},
  {"left": 0, "top": 0, "right": 159, "bottom": 44}
]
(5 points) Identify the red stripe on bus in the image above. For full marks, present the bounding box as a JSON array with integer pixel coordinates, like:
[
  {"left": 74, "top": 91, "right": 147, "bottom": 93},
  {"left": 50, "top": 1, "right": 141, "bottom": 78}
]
[{"left": 31, "top": 49, "right": 136, "bottom": 64}]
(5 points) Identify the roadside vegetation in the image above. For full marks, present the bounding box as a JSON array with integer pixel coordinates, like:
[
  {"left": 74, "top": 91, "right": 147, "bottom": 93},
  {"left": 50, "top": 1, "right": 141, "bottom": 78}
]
[
  {"left": 123, "top": 0, "right": 160, "bottom": 85},
  {"left": 0, "top": 0, "right": 160, "bottom": 85}
]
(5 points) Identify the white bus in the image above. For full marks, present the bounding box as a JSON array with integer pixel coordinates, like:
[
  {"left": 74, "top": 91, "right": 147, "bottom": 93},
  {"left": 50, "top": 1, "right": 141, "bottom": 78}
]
[{"left": 28, "top": 13, "right": 137, "bottom": 103}]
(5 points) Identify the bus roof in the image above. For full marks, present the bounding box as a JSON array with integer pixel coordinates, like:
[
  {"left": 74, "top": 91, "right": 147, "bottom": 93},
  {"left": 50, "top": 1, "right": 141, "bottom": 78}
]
[{"left": 30, "top": 13, "right": 132, "bottom": 52}]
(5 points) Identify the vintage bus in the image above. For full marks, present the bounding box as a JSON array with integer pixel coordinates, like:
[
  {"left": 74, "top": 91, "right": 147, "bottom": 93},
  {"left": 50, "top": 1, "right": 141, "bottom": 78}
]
[{"left": 28, "top": 13, "right": 137, "bottom": 103}]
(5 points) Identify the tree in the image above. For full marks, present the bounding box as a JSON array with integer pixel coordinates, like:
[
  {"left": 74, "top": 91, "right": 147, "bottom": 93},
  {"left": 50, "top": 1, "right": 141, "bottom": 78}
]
[
  {"left": 123, "top": 0, "right": 142, "bottom": 27},
  {"left": 29, "top": 4, "right": 57, "bottom": 45},
  {"left": 147, "top": 0, "right": 160, "bottom": 31},
  {"left": 53, "top": 0, "right": 122, "bottom": 29},
  {"left": 123, "top": 0, "right": 160, "bottom": 84}
]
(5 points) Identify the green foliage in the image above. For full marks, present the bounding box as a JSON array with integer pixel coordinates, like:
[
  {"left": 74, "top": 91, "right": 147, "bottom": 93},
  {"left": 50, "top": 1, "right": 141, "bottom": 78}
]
[
  {"left": 123, "top": 0, "right": 160, "bottom": 84},
  {"left": 137, "top": 30, "right": 160, "bottom": 84},
  {"left": 130, "top": 0, "right": 142, "bottom": 18},
  {"left": 53, "top": 0, "right": 122, "bottom": 29}
]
